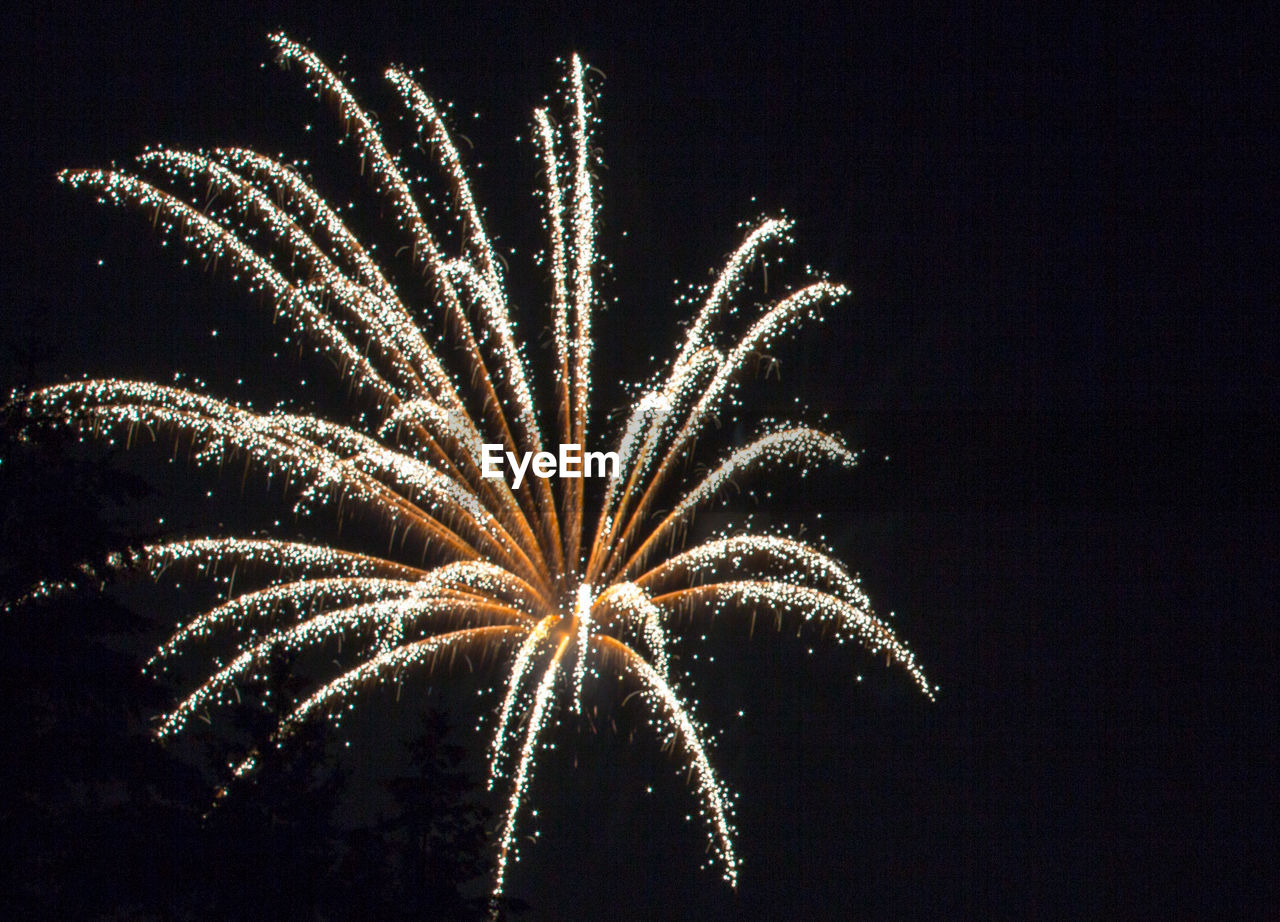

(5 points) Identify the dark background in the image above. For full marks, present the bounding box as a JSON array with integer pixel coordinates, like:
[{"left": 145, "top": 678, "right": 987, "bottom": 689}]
[{"left": 1, "top": 2, "right": 1273, "bottom": 919}]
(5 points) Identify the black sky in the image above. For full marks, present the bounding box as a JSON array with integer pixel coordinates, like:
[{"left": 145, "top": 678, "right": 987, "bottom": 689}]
[{"left": 1, "top": 2, "right": 1273, "bottom": 919}]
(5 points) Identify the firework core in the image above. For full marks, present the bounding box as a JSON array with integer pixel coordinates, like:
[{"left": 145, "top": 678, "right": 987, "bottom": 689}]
[{"left": 482, "top": 443, "right": 620, "bottom": 488}]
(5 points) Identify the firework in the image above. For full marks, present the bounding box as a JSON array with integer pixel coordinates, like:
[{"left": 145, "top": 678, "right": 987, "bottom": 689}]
[{"left": 19, "top": 34, "right": 933, "bottom": 909}]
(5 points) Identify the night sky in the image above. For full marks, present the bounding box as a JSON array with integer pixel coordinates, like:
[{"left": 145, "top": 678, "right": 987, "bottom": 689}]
[{"left": 1, "top": 2, "right": 1272, "bottom": 919}]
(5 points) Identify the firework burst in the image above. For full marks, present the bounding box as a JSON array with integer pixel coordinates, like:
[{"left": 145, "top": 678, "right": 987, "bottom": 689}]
[{"left": 17, "top": 34, "right": 933, "bottom": 908}]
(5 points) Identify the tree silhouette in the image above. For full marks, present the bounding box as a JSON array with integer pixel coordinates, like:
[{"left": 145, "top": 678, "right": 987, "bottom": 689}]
[
  {"left": 334, "top": 707, "right": 526, "bottom": 921},
  {"left": 2, "top": 393, "right": 522, "bottom": 920}
]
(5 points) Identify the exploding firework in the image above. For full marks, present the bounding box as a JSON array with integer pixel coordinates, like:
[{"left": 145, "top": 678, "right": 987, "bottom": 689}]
[{"left": 17, "top": 34, "right": 933, "bottom": 908}]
